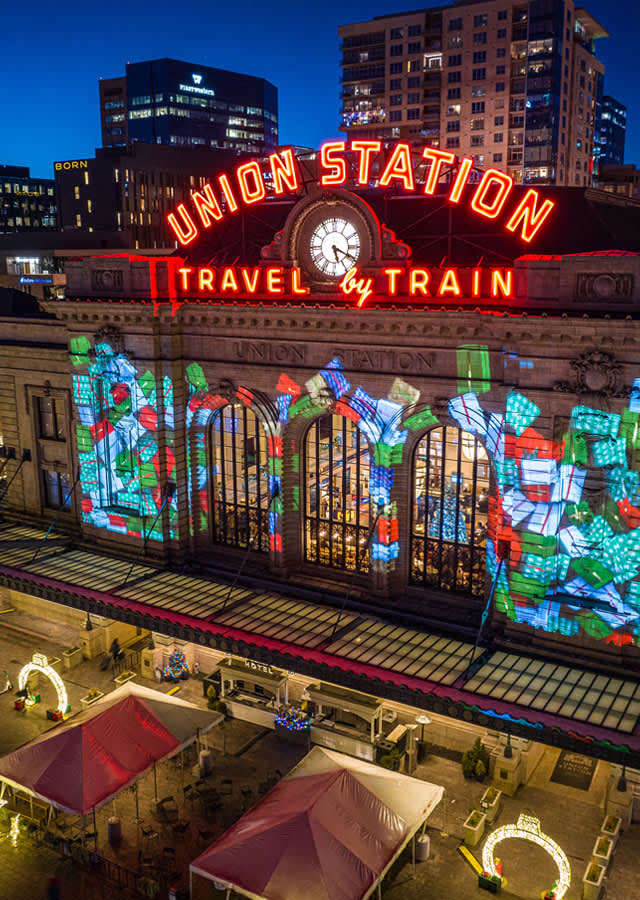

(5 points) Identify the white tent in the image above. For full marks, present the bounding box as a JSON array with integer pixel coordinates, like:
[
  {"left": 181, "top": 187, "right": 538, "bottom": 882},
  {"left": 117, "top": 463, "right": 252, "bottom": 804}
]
[{"left": 191, "top": 746, "right": 444, "bottom": 900}]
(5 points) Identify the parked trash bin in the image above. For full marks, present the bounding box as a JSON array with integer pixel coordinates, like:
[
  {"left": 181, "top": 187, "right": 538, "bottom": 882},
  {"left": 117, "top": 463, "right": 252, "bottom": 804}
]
[
  {"left": 199, "top": 748, "right": 213, "bottom": 776},
  {"left": 416, "top": 834, "right": 430, "bottom": 861},
  {"left": 107, "top": 816, "right": 122, "bottom": 844}
]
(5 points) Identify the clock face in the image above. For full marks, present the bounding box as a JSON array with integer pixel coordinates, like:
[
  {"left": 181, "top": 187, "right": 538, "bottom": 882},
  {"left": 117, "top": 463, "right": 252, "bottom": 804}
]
[{"left": 309, "top": 217, "right": 361, "bottom": 278}]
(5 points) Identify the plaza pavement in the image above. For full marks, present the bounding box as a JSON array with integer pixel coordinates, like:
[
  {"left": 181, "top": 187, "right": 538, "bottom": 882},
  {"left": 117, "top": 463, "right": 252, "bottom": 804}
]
[{"left": 0, "top": 608, "right": 637, "bottom": 900}]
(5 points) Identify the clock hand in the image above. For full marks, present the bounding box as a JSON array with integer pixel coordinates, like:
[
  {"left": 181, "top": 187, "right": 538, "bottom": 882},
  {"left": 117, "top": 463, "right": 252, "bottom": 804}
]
[{"left": 332, "top": 244, "right": 357, "bottom": 264}]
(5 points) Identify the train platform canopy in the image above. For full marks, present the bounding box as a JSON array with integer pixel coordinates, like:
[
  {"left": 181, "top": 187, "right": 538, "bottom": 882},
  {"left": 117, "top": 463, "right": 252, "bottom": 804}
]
[
  {"left": 0, "top": 681, "right": 222, "bottom": 814},
  {"left": 190, "top": 746, "right": 443, "bottom": 900}
]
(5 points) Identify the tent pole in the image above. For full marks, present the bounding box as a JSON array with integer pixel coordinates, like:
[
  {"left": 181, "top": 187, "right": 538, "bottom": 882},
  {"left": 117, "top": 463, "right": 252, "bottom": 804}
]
[
  {"left": 377, "top": 883, "right": 381, "bottom": 900},
  {"left": 29, "top": 795, "right": 33, "bottom": 818},
  {"left": 93, "top": 806, "right": 97, "bottom": 850},
  {"left": 412, "top": 834, "right": 416, "bottom": 877},
  {"left": 225, "top": 889, "right": 231, "bottom": 900},
  {"left": 189, "top": 869, "right": 193, "bottom": 899},
  {"left": 135, "top": 781, "right": 140, "bottom": 825},
  {"left": 153, "top": 761, "right": 158, "bottom": 803}
]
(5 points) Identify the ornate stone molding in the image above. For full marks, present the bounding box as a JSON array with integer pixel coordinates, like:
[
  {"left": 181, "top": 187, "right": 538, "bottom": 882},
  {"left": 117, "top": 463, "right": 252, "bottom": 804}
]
[{"left": 553, "top": 350, "right": 627, "bottom": 399}]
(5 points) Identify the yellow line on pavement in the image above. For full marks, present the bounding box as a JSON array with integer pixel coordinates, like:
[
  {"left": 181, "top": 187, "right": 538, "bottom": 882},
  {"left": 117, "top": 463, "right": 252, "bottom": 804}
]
[
  {"left": 457, "top": 843, "right": 482, "bottom": 874},
  {"left": 167, "top": 685, "right": 180, "bottom": 695}
]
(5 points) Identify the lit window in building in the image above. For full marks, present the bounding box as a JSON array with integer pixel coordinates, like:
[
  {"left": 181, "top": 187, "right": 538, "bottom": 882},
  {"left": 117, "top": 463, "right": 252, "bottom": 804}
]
[
  {"left": 304, "top": 414, "right": 370, "bottom": 573},
  {"left": 411, "top": 426, "right": 489, "bottom": 596},
  {"left": 210, "top": 404, "right": 270, "bottom": 552},
  {"left": 42, "top": 470, "right": 71, "bottom": 509},
  {"left": 36, "top": 396, "right": 65, "bottom": 441}
]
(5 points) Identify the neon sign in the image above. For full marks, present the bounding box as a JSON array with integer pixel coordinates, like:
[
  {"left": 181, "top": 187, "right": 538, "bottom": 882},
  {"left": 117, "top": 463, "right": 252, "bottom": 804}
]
[
  {"left": 167, "top": 142, "right": 554, "bottom": 247},
  {"left": 174, "top": 263, "right": 513, "bottom": 304}
]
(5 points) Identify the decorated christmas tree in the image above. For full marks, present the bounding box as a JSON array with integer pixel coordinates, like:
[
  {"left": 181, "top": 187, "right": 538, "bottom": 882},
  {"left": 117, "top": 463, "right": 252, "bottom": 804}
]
[
  {"left": 163, "top": 648, "right": 189, "bottom": 681},
  {"left": 429, "top": 481, "right": 468, "bottom": 543}
]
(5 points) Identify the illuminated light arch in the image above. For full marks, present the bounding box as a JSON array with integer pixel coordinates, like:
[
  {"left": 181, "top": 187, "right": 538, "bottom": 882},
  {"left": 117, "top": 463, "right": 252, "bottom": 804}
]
[
  {"left": 482, "top": 814, "right": 571, "bottom": 900},
  {"left": 18, "top": 653, "right": 69, "bottom": 715}
]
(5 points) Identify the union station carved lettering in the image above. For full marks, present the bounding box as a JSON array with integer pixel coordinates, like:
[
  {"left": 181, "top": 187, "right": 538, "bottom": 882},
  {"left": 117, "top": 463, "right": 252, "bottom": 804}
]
[
  {"left": 233, "top": 341, "right": 306, "bottom": 364},
  {"left": 332, "top": 347, "right": 435, "bottom": 371}
]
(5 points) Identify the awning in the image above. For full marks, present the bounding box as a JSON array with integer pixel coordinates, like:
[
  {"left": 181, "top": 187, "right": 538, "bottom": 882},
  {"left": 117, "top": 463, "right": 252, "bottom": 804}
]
[
  {"left": 306, "top": 682, "right": 382, "bottom": 722},
  {"left": 218, "top": 657, "right": 287, "bottom": 691}
]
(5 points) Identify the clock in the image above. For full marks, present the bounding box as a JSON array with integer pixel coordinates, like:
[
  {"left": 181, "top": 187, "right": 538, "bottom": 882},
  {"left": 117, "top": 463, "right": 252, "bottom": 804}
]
[
  {"left": 309, "top": 217, "right": 361, "bottom": 278},
  {"left": 289, "top": 194, "right": 375, "bottom": 285}
]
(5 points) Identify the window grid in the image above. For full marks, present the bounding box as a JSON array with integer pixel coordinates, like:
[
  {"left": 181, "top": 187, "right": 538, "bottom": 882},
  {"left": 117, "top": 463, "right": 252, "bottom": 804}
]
[
  {"left": 411, "top": 426, "right": 488, "bottom": 597},
  {"left": 210, "top": 404, "right": 269, "bottom": 552},
  {"left": 304, "top": 415, "right": 370, "bottom": 573}
]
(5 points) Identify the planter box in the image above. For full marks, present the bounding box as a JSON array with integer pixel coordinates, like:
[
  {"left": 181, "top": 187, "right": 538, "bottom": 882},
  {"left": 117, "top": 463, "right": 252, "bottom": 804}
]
[
  {"left": 114, "top": 671, "right": 136, "bottom": 686},
  {"left": 582, "top": 859, "right": 605, "bottom": 900},
  {"left": 478, "top": 872, "right": 501, "bottom": 894},
  {"left": 63, "top": 648, "right": 82, "bottom": 671},
  {"left": 480, "top": 788, "right": 502, "bottom": 824},
  {"left": 80, "top": 691, "right": 104, "bottom": 710},
  {"left": 601, "top": 814, "right": 621, "bottom": 848},
  {"left": 47, "top": 657, "right": 62, "bottom": 676},
  {"left": 463, "top": 810, "right": 486, "bottom": 848},
  {"left": 592, "top": 835, "right": 612, "bottom": 866}
]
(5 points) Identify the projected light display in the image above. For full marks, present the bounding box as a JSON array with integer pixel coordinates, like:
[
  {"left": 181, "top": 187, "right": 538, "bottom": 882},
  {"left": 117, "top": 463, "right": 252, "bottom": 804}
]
[
  {"left": 68, "top": 328, "right": 640, "bottom": 647},
  {"left": 448, "top": 385, "right": 640, "bottom": 646},
  {"left": 69, "top": 336, "right": 178, "bottom": 540}
]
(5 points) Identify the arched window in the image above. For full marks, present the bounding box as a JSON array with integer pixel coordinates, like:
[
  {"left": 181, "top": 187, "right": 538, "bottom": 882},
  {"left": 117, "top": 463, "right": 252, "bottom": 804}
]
[
  {"left": 411, "top": 426, "right": 489, "bottom": 596},
  {"left": 210, "top": 404, "right": 270, "bottom": 551},
  {"left": 304, "top": 414, "right": 370, "bottom": 572}
]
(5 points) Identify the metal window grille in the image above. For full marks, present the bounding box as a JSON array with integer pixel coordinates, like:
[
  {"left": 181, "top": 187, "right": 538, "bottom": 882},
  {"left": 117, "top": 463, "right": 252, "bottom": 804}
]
[
  {"left": 210, "top": 404, "right": 269, "bottom": 551},
  {"left": 303, "top": 414, "right": 370, "bottom": 572}
]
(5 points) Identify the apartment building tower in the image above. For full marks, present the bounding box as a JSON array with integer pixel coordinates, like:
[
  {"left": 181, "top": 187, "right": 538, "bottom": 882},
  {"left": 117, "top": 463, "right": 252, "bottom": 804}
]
[
  {"left": 598, "top": 94, "right": 627, "bottom": 167},
  {"left": 339, "top": 1, "right": 607, "bottom": 186}
]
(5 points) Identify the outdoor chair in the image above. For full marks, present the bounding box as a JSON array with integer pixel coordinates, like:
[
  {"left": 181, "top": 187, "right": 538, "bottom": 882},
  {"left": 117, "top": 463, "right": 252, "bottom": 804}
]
[
  {"left": 197, "top": 826, "right": 214, "bottom": 844},
  {"left": 219, "top": 779, "right": 232, "bottom": 795}
]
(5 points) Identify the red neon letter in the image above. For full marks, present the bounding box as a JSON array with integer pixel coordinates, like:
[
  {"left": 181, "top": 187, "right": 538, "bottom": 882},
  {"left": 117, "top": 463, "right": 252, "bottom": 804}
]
[
  {"left": 167, "top": 205, "right": 198, "bottom": 246},
  {"left": 266, "top": 267, "right": 285, "bottom": 294},
  {"left": 268, "top": 149, "right": 299, "bottom": 195},
  {"left": 237, "top": 162, "right": 265, "bottom": 205},
  {"left": 198, "top": 268, "right": 215, "bottom": 292},
  {"left": 449, "top": 158, "right": 474, "bottom": 203},
  {"left": 491, "top": 269, "right": 513, "bottom": 298},
  {"left": 221, "top": 268, "right": 239, "bottom": 292},
  {"left": 351, "top": 140, "right": 381, "bottom": 185},
  {"left": 384, "top": 268, "right": 403, "bottom": 296},
  {"left": 240, "top": 268, "right": 259, "bottom": 292},
  {"left": 379, "top": 143, "right": 414, "bottom": 191},
  {"left": 291, "top": 268, "right": 309, "bottom": 295},
  {"left": 320, "top": 142, "right": 347, "bottom": 186},
  {"left": 472, "top": 269, "right": 481, "bottom": 297},
  {"left": 506, "top": 189, "right": 555, "bottom": 242},
  {"left": 437, "top": 269, "right": 461, "bottom": 297},
  {"left": 422, "top": 149, "right": 455, "bottom": 195},
  {"left": 178, "top": 267, "right": 193, "bottom": 291},
  {"left": 409, "top": 269, "right": 430, "bottom": 296},
  {"left": 191, "top": 183, "right": 222, "bottom": 228},
  {"left": 471, "top": 169, "right": 513, "bottom": 219},
  {"left": 218, "top": 174, "right": 238, "bottom": 212}
]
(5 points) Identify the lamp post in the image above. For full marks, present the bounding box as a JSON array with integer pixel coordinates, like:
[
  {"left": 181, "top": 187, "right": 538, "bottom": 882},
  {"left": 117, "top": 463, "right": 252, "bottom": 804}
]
[{"left": 416, "top": 713, "right": 431, "bottom": 744}]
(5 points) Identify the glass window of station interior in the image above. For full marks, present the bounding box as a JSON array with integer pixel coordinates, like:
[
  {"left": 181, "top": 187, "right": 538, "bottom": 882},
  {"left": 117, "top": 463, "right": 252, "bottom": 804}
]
[
  {"left": 35, "top": 396, "right": 65, "bottom": 441},
  {"left": 42, "top": 469, "right": 71, "bottom": 509},
  {"left": 209, "top": 403, "right": 270, "bottom": 552},
  {"left": 411, "top": 426, "right": 489, "bottom": 596},
  {"left": 304, "top": 414, "right": 370, "bottom": 573}
]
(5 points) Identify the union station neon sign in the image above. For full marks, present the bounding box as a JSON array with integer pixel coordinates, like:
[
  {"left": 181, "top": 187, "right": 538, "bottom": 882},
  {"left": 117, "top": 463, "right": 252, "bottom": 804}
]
[{"left": 167, "top": 142, "right": 555, "bottom": 247}]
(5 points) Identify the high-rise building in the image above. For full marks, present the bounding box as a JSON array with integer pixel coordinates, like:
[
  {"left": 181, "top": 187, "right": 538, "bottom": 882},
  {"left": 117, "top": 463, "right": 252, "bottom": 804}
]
[
  {"left": 54, "top": 143, "right": 237, "bottom": 249},
  {"left": 339, "top": 1, "right": 608, "bottom": 186},
  {"left": 99, "top": 58, "right": 278, "bottom": 155},
  {"left": 598, "top": 94, "right": 626, "bottom": 166},
  {"left": 0, "top": 165, "right": 56, "bottom": 232}
]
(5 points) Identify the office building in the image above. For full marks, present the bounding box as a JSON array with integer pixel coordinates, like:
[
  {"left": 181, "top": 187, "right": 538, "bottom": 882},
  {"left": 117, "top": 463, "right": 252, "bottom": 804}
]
[
  {"left": 54, "top": 143, "right": 236, "bottom": 249},
  {"left": 339, "top": 1, "right": 608, "bottom": 186},
  {"left": 99, "top": 58, "right": 278, "bottom": 155},
  {"left": 599, "top": 163, "right": 640, "bottom": 200},
  {"left": 0, "top": 165, "right": 56, "bottom": 232},
  {"left": 598, "top": 94, "right": 626, "bottom": 166}
]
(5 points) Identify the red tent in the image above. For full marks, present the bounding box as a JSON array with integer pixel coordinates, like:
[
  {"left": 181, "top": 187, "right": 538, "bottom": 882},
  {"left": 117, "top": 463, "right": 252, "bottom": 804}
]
[
  {"left": 190, "top": 746, "right": 443, "bottom": 900},
  {"left": 0, "top": 682, "right": 221, "bottom": 814}
]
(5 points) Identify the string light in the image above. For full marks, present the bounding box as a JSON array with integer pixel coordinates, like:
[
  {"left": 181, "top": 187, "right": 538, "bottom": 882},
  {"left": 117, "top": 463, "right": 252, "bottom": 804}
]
[
  {"left": 9, "top": 814, "right": 20, "bottom": 847},
  {"left": 18, "top": 653, "right": 68, "bottom": 715},
  {"left": 482, "top": 814, "right": 571, "bottom": 900}
]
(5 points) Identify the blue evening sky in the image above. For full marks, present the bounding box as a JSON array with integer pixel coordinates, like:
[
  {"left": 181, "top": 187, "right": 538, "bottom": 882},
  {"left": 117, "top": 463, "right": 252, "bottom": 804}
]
[{"left": 1, "top": 0, "right": 637, "bottom": 178}]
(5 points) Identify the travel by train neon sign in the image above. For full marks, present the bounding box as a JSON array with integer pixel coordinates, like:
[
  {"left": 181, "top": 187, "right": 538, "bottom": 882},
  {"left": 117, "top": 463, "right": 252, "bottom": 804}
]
[{"left": 167, "top": 142, "right": 555, "bottom": 248}]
